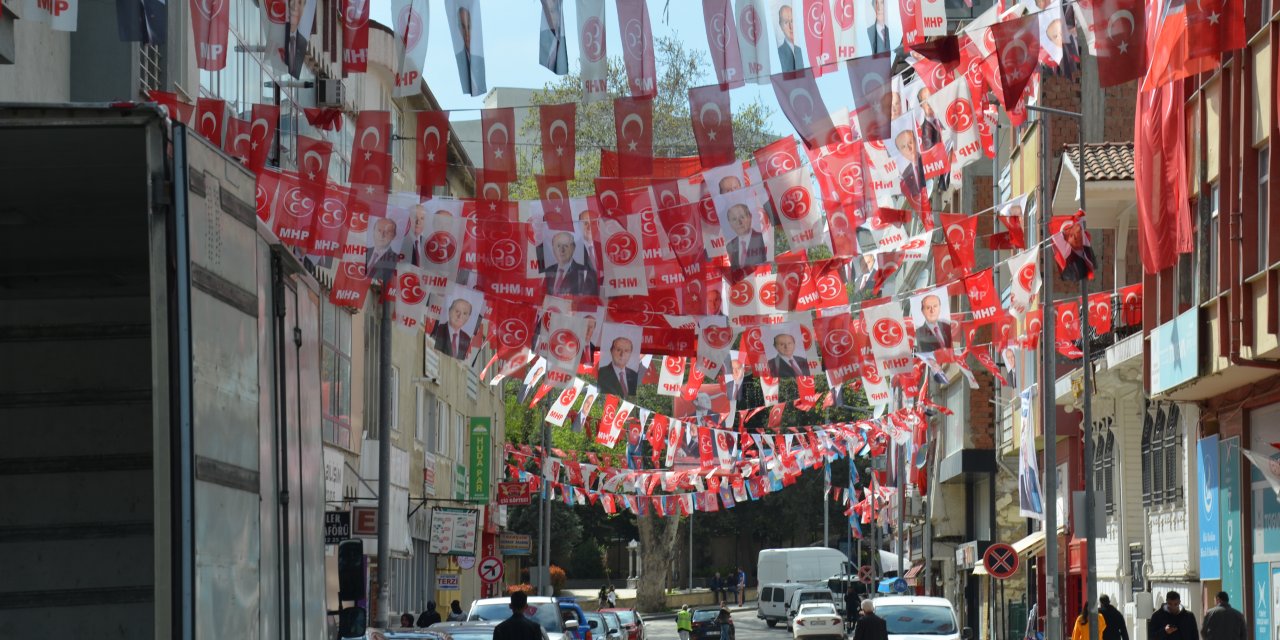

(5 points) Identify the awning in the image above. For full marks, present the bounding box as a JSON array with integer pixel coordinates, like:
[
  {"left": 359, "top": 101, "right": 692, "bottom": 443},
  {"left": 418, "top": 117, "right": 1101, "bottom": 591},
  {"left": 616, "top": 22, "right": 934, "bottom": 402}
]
[
  {"left": 904, "top": 564, "right": 924, "bottom": 579},
  {"left": 972, "top": 528, "right": 1063, "bottom": 576}
]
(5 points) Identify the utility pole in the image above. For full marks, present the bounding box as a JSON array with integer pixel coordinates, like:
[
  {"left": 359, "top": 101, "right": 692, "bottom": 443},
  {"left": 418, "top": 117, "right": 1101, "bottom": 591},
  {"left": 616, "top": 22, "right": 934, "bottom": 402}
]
[
  {"left": 541, "top": 422, "right": 553, "bottom": 596},
  {"left": 376, "top": 290, "right": 393, "bottom": 629},
  {"left": 1035, "top": 107, "right": 1061, "bottom": 640}
]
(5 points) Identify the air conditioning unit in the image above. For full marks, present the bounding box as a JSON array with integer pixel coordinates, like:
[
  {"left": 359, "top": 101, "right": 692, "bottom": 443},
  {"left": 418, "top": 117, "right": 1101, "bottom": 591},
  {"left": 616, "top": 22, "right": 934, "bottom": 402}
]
[{"left": 316, "top": 77, "right": 345, "bottom": 108}]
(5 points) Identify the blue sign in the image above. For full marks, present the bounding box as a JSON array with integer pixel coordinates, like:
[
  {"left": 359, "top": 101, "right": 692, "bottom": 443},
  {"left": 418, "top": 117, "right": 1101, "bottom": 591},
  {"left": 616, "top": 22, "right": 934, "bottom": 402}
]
[
  {"left": 1221, "top": 437, "right": 1244, "bottom": 600},
  {"left": 1151, "top": 309, "right": 1200, "bottom": 394},
  {"left": 1199, "top": 435, "right": 1221, "bottom": 579},
  {"left": 1256, "top": 562, "right": 1272, "bottom": 640},
  {"left": 892, "top": 578, "right": 909, "bottom": 594}
]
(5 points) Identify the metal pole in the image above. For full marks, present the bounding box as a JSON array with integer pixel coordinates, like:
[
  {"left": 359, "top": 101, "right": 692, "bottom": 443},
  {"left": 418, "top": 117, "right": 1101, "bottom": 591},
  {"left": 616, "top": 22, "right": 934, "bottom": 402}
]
[
  {"left": 689, "top": 510, "right": 694, "bottom": 591},
  {"left": 897, "top": 441, "right": 905, "bottom": 578},
  {"left": 1037, "top": 108, "right": 1061, "bottom": 640},
  {"left": 376, "top": 294, "right": 393, "bottom": 628},
  {"left": 1077, "top": 106, "right": 1099, "bottom": 640},
  {"left": 540, "top": 423, "right": 552, "bottom": 596},
  {"left": 825, "top": 470, "right": 831, "bottom": 549}
]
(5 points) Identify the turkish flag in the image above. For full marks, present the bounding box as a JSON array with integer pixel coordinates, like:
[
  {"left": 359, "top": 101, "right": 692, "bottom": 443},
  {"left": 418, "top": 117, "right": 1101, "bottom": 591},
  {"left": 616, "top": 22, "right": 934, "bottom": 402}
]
[
  {"left": 771, "top": 67, "right": 836, "bottom": 149},
  {"left": 616, "top": 0, "right": 657, "bottom": 97},
  {"left": 341, "top": 0, "right": 370, "bottom": 74},
  {"left": 190, "top": 0, "right": 230, "bottom": 70},
  {"left": 815, "top": 313, "right": 860, "bottom": 385},
  {"left": 990, "top": 14, "right": 1040, "bottom": 112},
  {"left": 801, "top": 0, "right": 836, "bottom": 71},
  {"left": 540, "top": 103, "right": 577, "bottom": 180},
  {"left": 194, "top": 97, "right": 225, "bottom": 146},
  {"left": 295, "top": 137, "right": 332, "bottom": 242},
  {"left": 255, "top": 168, "right": 281, "bottom": 228},
  {"left": 1088, "top": 292, "right": 1113, "bottom": 336},
  {"left": 1134, "top": 79, "right": 1192, "bottom": 273},
  {"left": 349, "top": 110, "right": 391, "bottom": 191},
  {"left": 311, "top": 184, "right": 353, "bottom": 258},
  {"left": 934, "top": 244, "right": 962, "bottom": 285},
  {"left": 754, "top": 135, "right": 803, "bottom": 180},
  {"left": 1119, "top": 283, "right": 1143, "bottom": 326},
  {"left": 701, "top": 0, "right": 746, "bottom": 88},
  {"left": 1055, "top": 300, "right": 1082, "bottom": 343},
  {"left": 246, "top": 104, "right": 278, "bottom": 175},
  {"left": 1186, "top": 0, "right": 1244, "bottom": 60},
  {"left": 416, "top": 110, "right": 449, "bottom": 196},
  {"left": 147, "top": 90, "right": 195, "bottom": 125},
  {"left": 689, "top": 84, "right": 736, "bottom": 168},
  {"left": 940, "top": 213, "right": 978, "bottom": 275},
  {"left": 1078, "top": 0, "right": 1146, "bottom": 87},
  {"left": 1021, "top": 308, "right": 1043, "bottom": 350},
  {"left": 303, "top": 107, "right": 343, "bottom": 131},
  {"left": 847, "top": 53, "right": 893, "bottom": 141},
  {"left": 962, "top": 268, "right": 1000, "bottom": 324},
  {"left": 223, "top": 117, "right": 250, "bottom": 161},
  {"left": 614, "top": 97, "right": 654, "bottom": 179},
  {"left": 482, "top": 107, "right": 517, "bottom": 182}
]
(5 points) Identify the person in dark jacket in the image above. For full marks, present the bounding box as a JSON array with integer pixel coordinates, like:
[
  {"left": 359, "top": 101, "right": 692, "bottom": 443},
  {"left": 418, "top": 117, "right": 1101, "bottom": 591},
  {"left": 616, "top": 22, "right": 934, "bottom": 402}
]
[
  {"left": 854, "top": 600, "right": 889, "bottom": 640},
  {"left": 710, "top": 572, "right": 723, "bottom": 606},
  {"left": 1148, "top": 591, "right": 1198, "bottom": 640},
  {"left": 417, "top": 601, "right": 442, "bottom": 628},
  {"left": 495, "top": 592, "right": 544, "bottom": 640},
  {"left": 1099, "top": 595, "right": 1130, "bottom": 640},
  {"left": 1202, "top": 592, "right": 1246, "bottom": 640}
]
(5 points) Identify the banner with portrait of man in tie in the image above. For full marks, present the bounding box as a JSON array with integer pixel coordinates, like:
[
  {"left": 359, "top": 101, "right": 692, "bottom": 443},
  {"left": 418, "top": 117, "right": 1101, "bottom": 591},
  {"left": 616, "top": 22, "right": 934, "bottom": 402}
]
[
  {"left": 761, "top": 322, "right": 813, "bottom": 379},
  {"left": 712, "top": 184, "right": 774, "bottom": 273},
  {"left": 538, "top": 221, "right": 600, "bottom": 297},
  {"left": 431, "top": 284, "right": 486, "bottom": 360},
  {"left": 857, "top": 0, "right": 901, "bottom": 56},
  {"left": 909, "top": 286, "right": 954, "bottom": 354},
  {"left": 1050, "top": 214, "right": 1098, "bottom": 282},
  {"left": 598, "top": 322, "right": 644, "bottom": 399}
]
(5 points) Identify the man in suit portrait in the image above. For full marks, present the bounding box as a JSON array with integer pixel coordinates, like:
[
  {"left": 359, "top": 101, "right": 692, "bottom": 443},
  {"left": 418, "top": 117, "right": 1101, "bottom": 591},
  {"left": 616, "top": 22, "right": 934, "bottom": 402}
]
[
  {"left": 917, "top": 87, "right": 942, "bottom": 150},
  {"left": 597, "top": 337, "right": 640, "bottom": 398},
  {"left": 433, "top": 297, "right": 475, "bottom": 359},
  {"left": 914, "top": 293, "right": 953, "bottom": 352},
  {"left": 367, "top": 217, "right": 400, "bottom": 279},
  {"left": 538, "top": 0, "right": 568, "bottom": 74},
  {"left": 542, "top": 231, "right": 590, "bottom": 296},
  {"left": 401, "top": 205, "right": 428, "bottom": 267},
  {"left": 725, "top": 204, "right": 767, "bottom": 271},
  {"left": 776, "top": 3, "right": 804, "bottom": 72},
  {"left": 867, "top": 0, "right": 890, "bottom": 54},
  {"left": 767, "top": 332, "right": 810, "bottom": 378},
  {"left": 455, "top": 5, "right": 486, "bottom": 96},
  {"left": 1057, "top": 220, "right": 1096, "bottom": 281},
  {"left": 894, "top": 129, "right": 927, "bottom": 199}
]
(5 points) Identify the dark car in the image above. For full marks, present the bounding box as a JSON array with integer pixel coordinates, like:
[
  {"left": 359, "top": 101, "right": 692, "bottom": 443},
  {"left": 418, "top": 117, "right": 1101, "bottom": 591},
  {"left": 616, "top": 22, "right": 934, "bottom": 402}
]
[
  {"left": 559, "top": 598, "right": 592, "bottom": 640},
  {"left": 690, "top": 608, "right": 733, "bottom": 640},
  {"left": 599, "top": 608, "right": 644, "bottom": 640}
]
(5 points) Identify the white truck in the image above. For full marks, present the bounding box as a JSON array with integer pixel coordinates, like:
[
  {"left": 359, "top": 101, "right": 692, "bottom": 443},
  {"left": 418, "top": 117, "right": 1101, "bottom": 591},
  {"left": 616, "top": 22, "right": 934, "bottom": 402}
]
[
  {"left": 756, "top": 547, "right": 852, "bottom": 587},
  {"left": 1, "top": 104, "right": 327, "bottom": 639}
]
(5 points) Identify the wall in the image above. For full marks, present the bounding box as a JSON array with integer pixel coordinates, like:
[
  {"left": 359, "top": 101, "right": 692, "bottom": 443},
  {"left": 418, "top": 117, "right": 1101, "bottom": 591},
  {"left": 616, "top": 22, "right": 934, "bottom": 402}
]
[{"left": 0, "top": 6, "right": 71, "bottom": 101}]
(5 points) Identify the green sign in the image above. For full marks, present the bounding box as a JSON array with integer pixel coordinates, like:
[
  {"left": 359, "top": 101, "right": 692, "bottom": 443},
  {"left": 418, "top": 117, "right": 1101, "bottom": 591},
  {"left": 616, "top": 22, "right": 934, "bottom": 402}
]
[
  {"left": 1221, "top": 436, "right": 1244, "bottom": 600},
  {"left": 469, "top": 417, "right": 492, "bottom": 503}
]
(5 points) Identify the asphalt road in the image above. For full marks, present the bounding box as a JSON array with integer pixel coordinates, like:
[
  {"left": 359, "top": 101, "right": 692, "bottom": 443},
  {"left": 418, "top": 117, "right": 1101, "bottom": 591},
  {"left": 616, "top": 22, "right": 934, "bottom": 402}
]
[{"left": 643, "top": 607, "right": 848, "bottom": 640}]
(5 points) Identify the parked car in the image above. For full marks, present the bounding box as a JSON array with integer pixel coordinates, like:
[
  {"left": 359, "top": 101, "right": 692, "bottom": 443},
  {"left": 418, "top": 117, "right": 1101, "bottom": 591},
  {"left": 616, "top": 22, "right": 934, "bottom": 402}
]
[
  {"left": 786, "top": 588, "right": 836, "bottom": 631},
  {"left": 601, "top": 611, "right": 629, "bottom": 640},
  {"left": 792, "top": 603, "right": 843, "bottom": 640},
  {"left": 870, "top": 596, "right": 970, "bottom": 640},
  {"left": 690, "top": 608, "right": 732, "bottom": 640},
  {"left": 371, "top": 622, "right": 532, "bottom": 640},
  {"left": 758, "top": 583, "right": 812, "bottom": 628},
  {"left": 559, "top": 598, "right": 592, "bottom": 640},
  {"left": 467, "top": 596, "right": 576, "bottom": 640},
  {"left": 584, "top": 612, "right": 622, "bottom": 640},
  {"left": 599, "top": 607, "right": 644, "bottom": 640}
]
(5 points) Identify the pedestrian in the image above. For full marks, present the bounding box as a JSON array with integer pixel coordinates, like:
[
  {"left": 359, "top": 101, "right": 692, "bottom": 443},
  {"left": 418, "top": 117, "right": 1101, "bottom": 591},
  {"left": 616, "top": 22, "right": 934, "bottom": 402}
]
[
  {"left": 607, "top": 586, "right": 618, "bottom": 608},
  {"left": 401, "top": 612, "right": 416, "bottom": 628},
  {"left": 716, "top": 607, "right": 734, "bottom": 640},
  {"left": 1148, "top": 591, "right": 1198, "bottom": 640},
  {"left": 1025, "top": 603, "right": 1041, "bottom": 640},
  {"left": 495, "top": 592, "right": 544, "bottom": 640},
  {"left": 711, "top": 572, "right": 723, "bottom": 606},
  {"left": 736, "top": 567, "right": 747, "bottom": 606},
  {"left": 1202, "top": 592, "right": 1246, "bottom": 640},
  {"left": 599, "top": 586, "right": 609, "bottom": 609},
  {"left": 844, "top": 583, "right": 862, "bottom": 628},
  {"left": 1099, "top": 596, "right": 1129, "bottom": 640},
  {"left": 417, "top": 601, "right": 442, "bottom": 628},
  {"left": 448, "top": 600, "right": 466, "bottom": 621},
  {"left": 854, "top": 600, "right": 889, "bottom": 640},
  {"left": 1072, "top": 604, "right": 1107, "bottom": 640},
  {"left": 677, "top": 604, "right": 693, "bottom": 640}
]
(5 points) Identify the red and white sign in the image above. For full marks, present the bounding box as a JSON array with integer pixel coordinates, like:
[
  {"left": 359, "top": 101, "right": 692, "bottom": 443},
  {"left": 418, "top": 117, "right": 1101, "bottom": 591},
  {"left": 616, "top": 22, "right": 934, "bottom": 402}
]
[
  {"left": 766, "top": 167, "right": 827, "bottom": 250},
  {"left": 352, "top": 505, "right": 378, "bottom": 536},
  {"left": 862, "top": 298, "right": 913, "bottom": 377},
  {"left": 577, "top": 0, "right": 608, "bottom": 103},
  {"left": 546, "top": 378, "right": 585, "bottom": 426},
  {"left": 600, "top": 215, "right": 648, "bottom": 297},
  {"left": 1005, "top": 248, "right": 1040, "bottom": 316},
  {"left": 478, "top": 556, "right": 505, "bottom": 583},
  {"left": 496, "top": 482, "right": 534, "bottom": 506}
]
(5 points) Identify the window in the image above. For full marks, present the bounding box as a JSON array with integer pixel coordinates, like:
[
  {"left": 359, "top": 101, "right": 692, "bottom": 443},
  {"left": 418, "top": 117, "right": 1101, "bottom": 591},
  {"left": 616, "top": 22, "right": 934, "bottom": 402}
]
[
  {"left": 322, "top": 301, "right": 354, "bottom": 449},
  {"left": 1163, "top": 404, "right": 1183, "bottom": 504},
  {"left": 415, "top": 387, "right": 426, "bottom": 443},
  {"left": 455, "top": 411, "right": 466, "bottom": 462},
  {"left": 1103, "top": 430, "right": 1116, "bottom": 516},
  {"left": 1261, "top": 146, "right": 1271, "bottom": 271},
  {"left": 1141, "top": 407, "right": 1153, "bottom": 507},
  {"left": 1142, "top": 403, "right": 1184, "bottom": 509},
  {"left": 390, "top": 366, "right": 400, "bottom": 433},
  {"left": 1198, "top": 184, "right": 1220, "bottom": 301},
  {"left": 1093, "top": 432, "right": 1106, "bottom": 515},
  {"left": 434, "top": 400, "right": 446, "bottom": 454},
  {"left": 1150, "top": 406, "right": 1166, "bottom": 503},
  {"left": 421, "top": 392, "right": 439, "bottom": 453}
]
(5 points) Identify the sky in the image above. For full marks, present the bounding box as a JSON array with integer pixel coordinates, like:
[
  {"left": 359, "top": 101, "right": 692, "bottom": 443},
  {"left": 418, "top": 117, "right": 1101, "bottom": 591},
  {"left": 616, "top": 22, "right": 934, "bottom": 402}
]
[{"left": 368, "top": 0, "right": 857, "bottom": 136}]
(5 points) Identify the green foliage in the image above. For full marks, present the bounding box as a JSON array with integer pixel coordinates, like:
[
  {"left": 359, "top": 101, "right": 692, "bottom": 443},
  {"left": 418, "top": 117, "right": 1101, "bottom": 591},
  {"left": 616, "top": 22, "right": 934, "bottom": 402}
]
[
  {"left": 567, "top": 539, "right": 606, "bottom": 579},
  {"left": 506, "top": 501, "right": 584, "bottom": 563}
]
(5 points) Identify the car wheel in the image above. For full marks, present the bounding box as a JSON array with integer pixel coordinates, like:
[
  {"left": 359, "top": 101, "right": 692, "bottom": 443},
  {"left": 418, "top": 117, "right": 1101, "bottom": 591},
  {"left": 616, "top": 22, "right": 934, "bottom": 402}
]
[{"left": 766, "top": 620, "right": 777, "bottom": 629}]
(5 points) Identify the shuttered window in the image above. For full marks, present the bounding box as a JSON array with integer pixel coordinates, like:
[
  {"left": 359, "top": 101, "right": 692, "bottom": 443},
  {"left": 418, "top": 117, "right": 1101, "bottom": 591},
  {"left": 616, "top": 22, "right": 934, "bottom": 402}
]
[
  {"left": 1104, "top": 430, "right": 1116, "bottom": 516},
  {"left": 1164, "top": 405, "right": 1183, "bottom": 504},
  {"left": 1141, "top": 407, "right": 1154, "bottom": 508}
]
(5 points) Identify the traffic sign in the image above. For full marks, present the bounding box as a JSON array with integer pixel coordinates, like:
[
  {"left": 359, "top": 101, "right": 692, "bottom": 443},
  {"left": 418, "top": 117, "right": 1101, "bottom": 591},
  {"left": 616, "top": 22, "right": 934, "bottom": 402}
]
[
  {"left": 352, "top": 505, "right": 378, "bottom": 537},
  {"left": 478, "top": 556, "right": 504, "bottom": 583},
  {"left": 892, "top": 578, "right": 909, "bottom": 594},
  {"left": 858, "top": 565, "right": 874, "bottom": 584},
  {"left": 983, "top": 542, "right": 1020, "bottom": 580}
]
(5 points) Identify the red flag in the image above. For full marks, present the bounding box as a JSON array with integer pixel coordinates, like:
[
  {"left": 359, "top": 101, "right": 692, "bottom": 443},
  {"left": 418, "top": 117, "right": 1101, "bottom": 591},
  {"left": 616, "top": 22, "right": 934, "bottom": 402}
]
[
  {"left": 255, "top": 168, "right": 281, "bottom": 228},
  {"left": 658, "top": 202, "right": 706, "bottom": 270},
  {"left": 1080, "top": 0, "right": 1146, "bottom": 87},
  {"left": 963, "top": 268, "right": 1000, "bottom": 323},
  {"left": 247, "top": 104, "right": 278, "bottom": 175},
  {"left": 801, "top": 0, "right": 836, "bottom": 71},
  {"left": 311, "top": 184, "right": 352, "bottom": 258},
  {"left": 1119, "top": 284, "right": 1143, "bottom": 326},
  {"left": 815, "top": 313, "right": 860, "bottom": 385},
  {"left": 194, "top": 97, "right": 225, "bottom": 146},
  {"left": 303, "top": 107, "right": 343, "bottom": 131},
  {"left": 476, "top": 219, "right": 538, "bottom": 301},
  {"left": 223, "top": 117, "right": 250, "bottom": 161},
  {"left": 296, "top": 136, "right": 332, "bottom": 233},
  {"left": 701, "top": 0, "right": 746, "bottom": 88},
  {"left": 482, "top": 107, "right": 516, "bottom": 182},
  {"left": 754, "top": 135, "right": 803, "bottom": 180},
  {"left": 146, "top": 90, "right": 194, "bottom": 125},
  {"left": 689, "top": 84, "right": 736, "bottom": 168},
  {"left": 1055, "top": 300, "right": 1082, "bottom": 343},
  {"left": 898, "top": 0, "right": 922, "bottom": 48},
  {"left": 770, "top": 68, "right": 836, "bottom": 149},
  {"left": 1134, "top": 79, "right": 1192, "bottom": 273},
  {"left": 847, "top": 53, "right": 894, "bottom": 141},
  {"left": 934, "top": 244, "right": 962, "bottom": 285},
  {"left": 488, "top": 297, "right": 538, "bottom": 358},
  {"left": 190, "top": 0, "right": 230, "bottom": 70},
  {"left": 1021, "top": 309, "right": 1043, "bottom": 350},
  {"left": 330, "top": 259, "right": 372, "bottom": 308},
  {"left": 416, "top": 110, "right": 449, "bottom": 196},
  {"left": 341, "top": 0, "right": 370, "bottom": 74},
  {"left": 614, "top": 97, "right": 654, "bottom": 179},
  {"left": 990, "top": 14, "right": 1040, "bottom": 112},
  {"left": 1186, "top": 0, "right": 1244, "bottom": 60},
  {"left": 616, "top": 0, "right": 657, "bottom": 97},
  {"left": 1087, "top": 291, "right": 1113, "bottom": 336},
  {"left": 349, "top": 110, "right": 391, "bottom": 190},
  {"left": 540, "top": 103, "right": 577, "bottom": 180},
  {"left": 940, "top": 213, "right": 978, "bottom": 275}
]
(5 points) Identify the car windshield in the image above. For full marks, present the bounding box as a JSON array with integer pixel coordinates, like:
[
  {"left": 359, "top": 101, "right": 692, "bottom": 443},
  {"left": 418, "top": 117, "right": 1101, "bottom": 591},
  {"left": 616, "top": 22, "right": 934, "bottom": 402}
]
[
  {"left": 448, "top": 633, "right": 497, "bottom": 640},
  {"left": 877, "top": 605, "right": 958, "bottom": 635},
  {"left": 799, "top": 592, "right": 832, "bottom": 603},
  {"left": 614, "top": 611, "right": 638, "bottom": 625},
  {"left": 692, "top": 610, "right": 719, "bottom": 623},
  {"left": 470, "top": 603, "right": 563, "bottom": 633},
  {"left": 799, "top": 604, "right": 838, "bottom": 616}
]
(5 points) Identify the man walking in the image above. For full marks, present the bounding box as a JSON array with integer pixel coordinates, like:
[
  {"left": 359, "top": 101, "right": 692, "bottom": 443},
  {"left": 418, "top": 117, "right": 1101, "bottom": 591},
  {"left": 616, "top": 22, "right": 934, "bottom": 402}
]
[
  {"left": 1148, "top": 591, "right": 1198, "bottom": 640},
  {"left": 1202, "top": 592, "right": 1246, "bottom": 640},
  {"left": 854, "top": 600, "right": 889, "bottom": 640},
  {"left": 1099, "top": 596, "right": 1129, "bottom": 640},
  {"left": 495, "top": 592, "right": 543, "bottom": 640},
  {"left": 677, "top": 604, "right": 693, "bottom": 640},
  {"left": 736, "top": 567, "right": 747, "bottom": 606}
]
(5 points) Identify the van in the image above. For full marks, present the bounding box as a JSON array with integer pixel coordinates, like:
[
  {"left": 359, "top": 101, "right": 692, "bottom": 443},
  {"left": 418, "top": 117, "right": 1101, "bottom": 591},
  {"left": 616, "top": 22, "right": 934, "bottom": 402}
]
[
  {"left": 757, "top": 548, "right": 851, "bottom": 587},
  {"left": 757, "top": 583, "right": 809, "bottom": 627},
  {"left": 785, "top": 588, "right": 836, "bottom": 631}
]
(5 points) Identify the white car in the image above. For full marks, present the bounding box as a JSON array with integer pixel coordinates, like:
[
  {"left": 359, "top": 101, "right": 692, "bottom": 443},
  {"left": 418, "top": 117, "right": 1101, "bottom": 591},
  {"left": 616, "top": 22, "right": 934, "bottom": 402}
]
[
  {"left": 467, "top": 596, "right": 576, "bottom": 640},
  {"left": 792, "top": 603, "right": 844, "bottom": 640},
  {"left": 869, "top": 596, "right": 970, "bottom": 640}
]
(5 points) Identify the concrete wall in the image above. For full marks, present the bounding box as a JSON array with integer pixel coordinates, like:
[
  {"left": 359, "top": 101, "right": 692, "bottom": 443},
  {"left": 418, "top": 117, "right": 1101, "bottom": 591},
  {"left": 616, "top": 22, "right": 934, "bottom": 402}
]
[{"left": 0, "top": 3, "right": 71, "bottom": 101}]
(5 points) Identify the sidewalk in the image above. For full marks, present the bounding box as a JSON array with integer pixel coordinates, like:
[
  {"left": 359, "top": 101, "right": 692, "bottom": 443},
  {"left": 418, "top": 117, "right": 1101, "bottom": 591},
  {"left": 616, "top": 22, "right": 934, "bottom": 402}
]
[
  {"left": 643, "top": 601, "right": 757, "bottom": 620},
  {"left": 560, "top": 587, "right": 756, "bottom": 618}
]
